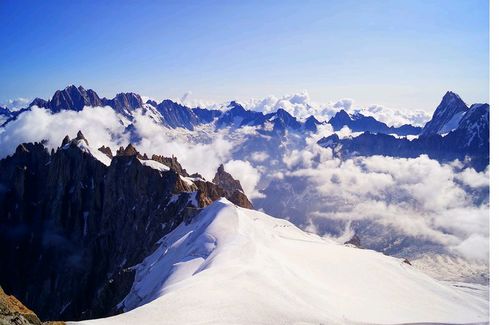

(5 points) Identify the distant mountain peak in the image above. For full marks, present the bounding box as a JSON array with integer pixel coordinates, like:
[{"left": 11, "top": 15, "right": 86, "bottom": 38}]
[
  {"left": 420, "top": 91, "right": 468, "bottom": 137},
  {"left": 443, "top": 90, "right": 461, "bottom": 99},
  {"left": 227, "top": 101, "right": 246, "bottom": 113}
]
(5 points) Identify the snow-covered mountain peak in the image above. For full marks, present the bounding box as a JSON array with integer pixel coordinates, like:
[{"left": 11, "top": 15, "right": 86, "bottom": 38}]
[
  {"left": 421, "top": 91, "right": 469, "bottom": 136},
  {"left": 78, "top": 199, "right": 488, "bottom": 325}
]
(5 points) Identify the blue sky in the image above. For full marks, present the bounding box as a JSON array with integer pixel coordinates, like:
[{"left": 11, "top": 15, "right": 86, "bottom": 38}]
[{"left": 0, "top": 0, "right": 489, "bottom": 111}]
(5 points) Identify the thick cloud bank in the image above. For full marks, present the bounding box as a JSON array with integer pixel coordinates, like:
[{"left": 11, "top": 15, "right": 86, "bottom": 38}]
[
  {"left": 0, "top": 106, "right": 129, "bottom": 156},
  {"left": 238, "top": 92, "right": 431, "bottom": 126}
]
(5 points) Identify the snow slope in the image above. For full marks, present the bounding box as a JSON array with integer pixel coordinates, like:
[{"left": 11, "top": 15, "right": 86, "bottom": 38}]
[{"left": 75, "top": 199, "right": 488, "bottom": 325}]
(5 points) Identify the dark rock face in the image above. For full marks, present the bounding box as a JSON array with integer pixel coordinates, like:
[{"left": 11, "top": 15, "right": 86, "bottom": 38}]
[
  {"left": 318, "top": 103, "right": 489, "bottom": 170},
  {"left": 420, "top": 91, "right": 468, "bottom": 136},
  {"left": 102, "top": 93, "right": 143, "bottom": 119},
  {"left": 328, "top": 109, "right": 422, "bottom": 136},
  {"left": 266, "top": 108, "right": 301, "bottom": 132},
  {"left": 49, "top": 85, "right": 103, "bottom": 113},
  {"left": 303, "top": 115, "right": 322, "bottom": 133},
  {"left": 28, "top": 98, "right": 48, "bottom": 109},
  {"left": 98, "top": 146, "right": 113, "bottom": 159},
  {"left": 155, "top": 100, "right": 199, "bottom": 130},
  {"left": 145, "top": 99, "right": 158, "bottom": 107},
  {"left": 27, "top": 86, "right": 143, "bottom": 119},
  {"left": 192, "top": 108, "right": 222, "bottom": 124},
  {"left": 0, "top": 107, "right": 14, "bottom": 127},
  {"left": 0, "top": 134, "right": 252, "bottom": 321},
  {"left": 0, "top": 107, "right": 11, "bottom": 117}
]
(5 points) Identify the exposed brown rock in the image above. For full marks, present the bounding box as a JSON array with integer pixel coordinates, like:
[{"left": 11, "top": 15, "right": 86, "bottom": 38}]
[
  {"left": 212, "top": 164, "right": 253, "bottom": 209},
  {"left": 0, "top": 287, "right": 43, "bottom": 325},
  {"left": 116, "top": 144, "right": 139, "bottom": 157},
  {"left": 213, "top": 164, "right": 243, "bottom": 193},
  {"left": 151, "top": 154, "right": 188, "bottom": 176},
  {"left": 98, "top": 146, "right": 113, "bottom": 159},
  {"left": 228, "top": 190, "right": 253, "bottom": 209}
]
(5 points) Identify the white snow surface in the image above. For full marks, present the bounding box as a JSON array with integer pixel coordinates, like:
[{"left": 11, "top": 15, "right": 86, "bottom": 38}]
[
  {"left": 139, "top": 159, "right": 170, "bottom": 172},
  {"left": 74, "top": 199, "right": 488, "bottom": 325},
  {"left": 64, "top": 139, "right": 112, "bottom": 166},
  {"left": 439, "top": 111, "right": 466, "bottom": 134}
]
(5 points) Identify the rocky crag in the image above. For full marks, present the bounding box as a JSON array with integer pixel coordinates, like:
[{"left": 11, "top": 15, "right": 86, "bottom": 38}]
[{"left": 0, "top": 132, "right": 251, "bottom": 321}]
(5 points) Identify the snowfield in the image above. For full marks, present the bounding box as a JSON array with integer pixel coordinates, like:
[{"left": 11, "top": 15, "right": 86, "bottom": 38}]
[{"left": 74, "top": 199, "right": 488, "bottom": 325}]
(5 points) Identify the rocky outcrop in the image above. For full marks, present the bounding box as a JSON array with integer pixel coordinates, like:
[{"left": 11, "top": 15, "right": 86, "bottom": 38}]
[
  {"left": 150, "top": 154, "right": 189, "bottom": 176},
  {"left": 116, "top": 143, "right": 141, "bottom": 157},
  {"left": 0, "top": 287, "right": 43, "bottom": 325},
  {"left": 98, "top": 146, "right": 113, "bottom": 159},
  {"left": 213, "top": 164, "right": 243, "bottom": 193},
  {"left": 155, "top": 100, "right": 199, "bottom": 130},
  {"left": 0, "top": 134, "right": 252, "bottom": 321},
  {"left": 212, "top": 164, "right": 253, "bottom": 209}
]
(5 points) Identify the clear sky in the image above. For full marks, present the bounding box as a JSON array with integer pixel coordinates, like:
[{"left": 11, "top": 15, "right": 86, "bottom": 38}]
[{"left": 0, "top": 0, "right": 489, "bottom": 111}]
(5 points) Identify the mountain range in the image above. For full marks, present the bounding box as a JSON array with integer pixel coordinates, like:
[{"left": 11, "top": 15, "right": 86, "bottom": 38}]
[
  {"left": 1, "top": 86, "right": 489, "bottom": 157},
  {"left": 0, "top": 85, "right": 417, "bottom": 135},
  {"left": 0, "top": 86, "right": 490, "bottom": 324},
  {"left": 319, "top": 91, "right": 489, "bottom": 170}
]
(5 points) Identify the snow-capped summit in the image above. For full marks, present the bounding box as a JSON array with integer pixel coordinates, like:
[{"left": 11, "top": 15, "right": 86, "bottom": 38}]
[
  {"left": 420, "top": 91, "right": 469, "bottom": 136},
  {"left": 78, "top": 199, "right": 488, "bottom": 325}
]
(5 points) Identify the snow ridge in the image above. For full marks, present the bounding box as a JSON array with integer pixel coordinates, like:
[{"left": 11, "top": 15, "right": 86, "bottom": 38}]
[{"left": 77, "top": 199, "right": 488, "bottom": 325}]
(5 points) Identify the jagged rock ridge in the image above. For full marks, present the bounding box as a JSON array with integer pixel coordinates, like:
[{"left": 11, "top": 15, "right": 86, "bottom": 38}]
[{"left": 0, "top": 132, "right": 252, "bottom": 321}]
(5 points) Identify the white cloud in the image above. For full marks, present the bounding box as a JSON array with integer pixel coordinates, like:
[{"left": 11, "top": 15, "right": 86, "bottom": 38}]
[
  {"left": 353, "top": 104, "right": 431, "bottom": 127},
  {"left": 1, "top": 98, "right": 31, "bottom": 111},
  {"left": 131, "top": 111, "right": 233, "bottom": 179},
  {"left": 0, "top": 106, "right": 129, "bottom": 157},
  {"left": 235, "top": 93, "right": 431, "bottom": 127},
  {"left": 272, "top": 140, "right": 489, "bottom": 261},
  {"left": 250, "top": 151, "right": 269, "bottom": 162},
  {"left": 224, "top": 159, "right": 265, "bottom": 200}
]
